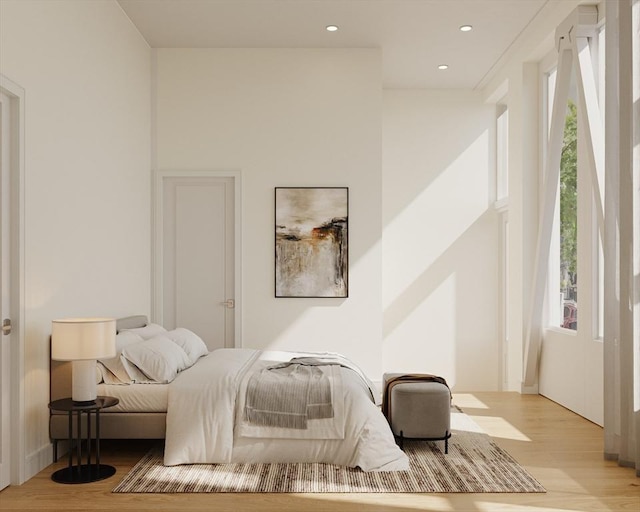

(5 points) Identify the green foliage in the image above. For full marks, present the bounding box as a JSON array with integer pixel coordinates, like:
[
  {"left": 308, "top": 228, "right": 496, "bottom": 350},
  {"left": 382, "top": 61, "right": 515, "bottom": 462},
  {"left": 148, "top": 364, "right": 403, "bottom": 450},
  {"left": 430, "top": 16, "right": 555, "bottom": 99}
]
[{"left": 560, "top": 100, "right": 577, "bottom": 285}]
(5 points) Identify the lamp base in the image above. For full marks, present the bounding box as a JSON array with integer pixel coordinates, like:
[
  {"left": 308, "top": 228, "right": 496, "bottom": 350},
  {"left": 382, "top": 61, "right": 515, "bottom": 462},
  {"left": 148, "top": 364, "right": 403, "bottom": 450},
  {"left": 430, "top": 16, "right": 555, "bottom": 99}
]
[
  {"left": 71, "top": 359, "right": 98, "bottom": 403},
  {"left": 51, "top": 464, "right": 116, "bottom": 484}
]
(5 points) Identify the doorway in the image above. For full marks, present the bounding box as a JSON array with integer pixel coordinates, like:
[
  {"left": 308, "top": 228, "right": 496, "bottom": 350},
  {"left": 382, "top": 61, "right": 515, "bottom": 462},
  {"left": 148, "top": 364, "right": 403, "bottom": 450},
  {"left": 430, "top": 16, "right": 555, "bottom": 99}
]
[
  {"left": 0, "top": 88, "right": 11, "bottom": 492},
  {"left": 153, "top": 172, "right": 240, "bottom": 351},
  {"left": 0, "top": 74, "right": 25, "bottom": 487}
]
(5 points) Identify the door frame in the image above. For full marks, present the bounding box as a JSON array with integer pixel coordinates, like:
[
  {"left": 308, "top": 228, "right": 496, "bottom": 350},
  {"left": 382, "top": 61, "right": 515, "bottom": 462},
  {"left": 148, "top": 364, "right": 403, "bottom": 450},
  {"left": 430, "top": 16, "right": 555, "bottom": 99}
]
[
  {"left": 0, "top": 74, "right": 26, "bottom": 485},
  {"left": 152, "top": 170, "right": 242, "bottom": 346}
]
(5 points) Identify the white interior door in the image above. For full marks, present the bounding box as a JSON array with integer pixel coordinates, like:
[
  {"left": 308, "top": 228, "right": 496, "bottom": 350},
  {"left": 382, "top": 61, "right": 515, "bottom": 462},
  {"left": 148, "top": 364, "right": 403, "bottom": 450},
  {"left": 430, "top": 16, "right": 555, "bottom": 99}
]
[
  {"left": 161, "top": 176, "right": 235, "bottom": 351},
  {"left": 0, "top": 90, "right": 12, "bottom": 491}
]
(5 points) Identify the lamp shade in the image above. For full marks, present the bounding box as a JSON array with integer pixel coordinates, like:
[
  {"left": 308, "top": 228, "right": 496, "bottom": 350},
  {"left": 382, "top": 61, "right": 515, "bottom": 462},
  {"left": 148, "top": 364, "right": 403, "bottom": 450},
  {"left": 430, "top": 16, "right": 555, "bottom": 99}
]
[{"left": 51, "top": 318, "right": 116, "bottom": 361}]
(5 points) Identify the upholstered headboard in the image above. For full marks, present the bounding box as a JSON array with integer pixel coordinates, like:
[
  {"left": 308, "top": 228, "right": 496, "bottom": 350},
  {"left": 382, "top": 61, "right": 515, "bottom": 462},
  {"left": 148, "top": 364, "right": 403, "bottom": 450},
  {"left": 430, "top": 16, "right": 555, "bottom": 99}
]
[
  {"left": 49, "top": 315, "right": 149, "bottom": 402},
  {"left": 114, "top": 315, "right": 148, "bottom": 333}
]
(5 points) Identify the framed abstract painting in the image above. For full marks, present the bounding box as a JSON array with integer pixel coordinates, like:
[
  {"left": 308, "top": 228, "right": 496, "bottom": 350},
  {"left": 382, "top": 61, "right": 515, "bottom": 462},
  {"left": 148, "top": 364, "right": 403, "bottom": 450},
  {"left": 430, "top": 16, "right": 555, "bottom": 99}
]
[{"left": 275, "top": 187, "right": 348, "bottom": 298}]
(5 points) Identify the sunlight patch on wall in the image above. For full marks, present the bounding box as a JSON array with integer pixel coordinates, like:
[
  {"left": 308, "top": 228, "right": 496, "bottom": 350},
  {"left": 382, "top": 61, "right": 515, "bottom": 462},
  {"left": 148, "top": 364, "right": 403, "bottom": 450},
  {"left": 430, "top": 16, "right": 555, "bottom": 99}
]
[
  {"left": 382, "top": 273, "right": 456, "bottom": 383},
  {"left": 383, "top": 130, "right": 490, "bottom": 309}
]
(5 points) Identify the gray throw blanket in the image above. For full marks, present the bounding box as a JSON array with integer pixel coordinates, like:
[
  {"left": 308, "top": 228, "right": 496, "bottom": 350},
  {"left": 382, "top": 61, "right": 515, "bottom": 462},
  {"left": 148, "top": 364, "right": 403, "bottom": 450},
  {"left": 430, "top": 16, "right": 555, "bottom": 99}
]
[{"left": 244, "top": 358, "right": 337, "bottom": 429}]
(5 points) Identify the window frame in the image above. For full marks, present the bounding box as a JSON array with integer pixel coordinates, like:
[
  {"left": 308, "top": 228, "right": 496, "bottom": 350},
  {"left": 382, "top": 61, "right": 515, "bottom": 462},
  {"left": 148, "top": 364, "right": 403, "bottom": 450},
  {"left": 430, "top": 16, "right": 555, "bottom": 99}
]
[{"left": 540, "top": 22, "right": 606, "bottom": 340}]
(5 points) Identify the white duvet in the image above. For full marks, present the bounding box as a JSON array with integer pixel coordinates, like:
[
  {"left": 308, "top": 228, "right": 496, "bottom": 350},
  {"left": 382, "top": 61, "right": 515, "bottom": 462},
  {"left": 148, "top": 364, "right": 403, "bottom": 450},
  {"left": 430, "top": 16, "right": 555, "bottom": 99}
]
[{"left": 164, "top": 348, "right": 409, "bottom": 472}]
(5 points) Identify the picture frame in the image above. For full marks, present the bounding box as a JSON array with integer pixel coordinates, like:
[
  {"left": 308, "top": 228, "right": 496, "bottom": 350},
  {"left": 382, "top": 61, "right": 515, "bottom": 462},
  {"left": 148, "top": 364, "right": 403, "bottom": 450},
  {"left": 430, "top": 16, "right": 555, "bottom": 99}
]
[{"left": 275, "top": 187, "right": 349, "bottom": 298}]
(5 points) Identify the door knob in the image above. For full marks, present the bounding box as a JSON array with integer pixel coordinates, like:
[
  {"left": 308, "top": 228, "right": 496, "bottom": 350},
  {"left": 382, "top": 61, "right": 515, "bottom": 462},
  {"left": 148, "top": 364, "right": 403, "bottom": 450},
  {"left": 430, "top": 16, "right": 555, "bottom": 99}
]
[
  {"left": 221, "top": 299, "right": 235, "bottom": 309},
  {"left": 2, "top": 318, "right": 11, "bottom": 335}
]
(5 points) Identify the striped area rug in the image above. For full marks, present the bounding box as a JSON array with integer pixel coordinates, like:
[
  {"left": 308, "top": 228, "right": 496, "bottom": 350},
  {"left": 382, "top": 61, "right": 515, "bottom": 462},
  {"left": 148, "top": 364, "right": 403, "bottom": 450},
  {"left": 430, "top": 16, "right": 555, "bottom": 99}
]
[{"left": 113, "top": 409, "right": 545, "bottom": 493}]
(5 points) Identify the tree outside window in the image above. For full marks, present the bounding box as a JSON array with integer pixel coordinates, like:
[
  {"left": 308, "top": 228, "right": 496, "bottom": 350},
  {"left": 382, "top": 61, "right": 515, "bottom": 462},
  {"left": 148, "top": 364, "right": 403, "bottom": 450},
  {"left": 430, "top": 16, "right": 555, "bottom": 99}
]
[{"left": 560, "top": 100, "right": 577, "bottom": 330}]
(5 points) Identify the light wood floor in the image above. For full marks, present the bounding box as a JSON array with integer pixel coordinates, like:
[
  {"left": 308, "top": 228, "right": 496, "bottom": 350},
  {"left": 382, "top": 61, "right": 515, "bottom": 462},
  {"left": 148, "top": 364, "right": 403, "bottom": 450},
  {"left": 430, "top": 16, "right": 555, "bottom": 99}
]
[{"left": 1, "top": 392, "right": 638, "bottom": 512}]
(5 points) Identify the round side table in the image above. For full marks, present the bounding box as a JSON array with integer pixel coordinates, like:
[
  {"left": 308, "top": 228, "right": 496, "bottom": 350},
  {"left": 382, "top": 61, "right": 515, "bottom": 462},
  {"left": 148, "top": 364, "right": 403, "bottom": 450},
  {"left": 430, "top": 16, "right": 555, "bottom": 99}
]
[{"left": 48, "top": 396, "right": 119, "bottom": 484}]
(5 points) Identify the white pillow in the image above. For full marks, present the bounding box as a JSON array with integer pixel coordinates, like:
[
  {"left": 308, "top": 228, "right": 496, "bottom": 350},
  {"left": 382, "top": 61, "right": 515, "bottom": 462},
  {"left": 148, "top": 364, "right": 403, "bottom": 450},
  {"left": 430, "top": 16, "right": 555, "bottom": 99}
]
[
  {"left": 120, "top": 356, "right": 155, "bottom": 384},
  {"left": 121, "top": 335, "right": 191, "bottom": 383},
  {"left": 120, "top": 323, "right": 167, "bottom": 340},
  {"left": 165, "top": 328, "right": 208, "bottom": 365},
  {"left": 98, "top": 331, "right": 144, "bottom": 384}
]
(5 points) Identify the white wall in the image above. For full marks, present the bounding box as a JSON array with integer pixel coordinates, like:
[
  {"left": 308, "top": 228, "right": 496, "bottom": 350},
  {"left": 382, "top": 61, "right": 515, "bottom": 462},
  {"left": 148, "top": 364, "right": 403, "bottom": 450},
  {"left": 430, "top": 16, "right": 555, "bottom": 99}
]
[
  {"left": 0, "top": 0, "right": 151, "bottom": 479},
  {"left": 382, "top": 90, "right": 499, "bottom": 390},
  {"left": 154, "top": 48, "right": 383, "bottom": 377},
  {"left": 0, "top": 0, "right": 601, "bottom": 484}
]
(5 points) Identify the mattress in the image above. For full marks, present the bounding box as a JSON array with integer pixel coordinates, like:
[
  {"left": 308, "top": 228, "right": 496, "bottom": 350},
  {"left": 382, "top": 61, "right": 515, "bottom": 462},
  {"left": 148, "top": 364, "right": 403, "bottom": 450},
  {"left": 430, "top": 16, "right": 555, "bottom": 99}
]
[{"left": 96, "top": 382, "right": 169, "bottom": 413}]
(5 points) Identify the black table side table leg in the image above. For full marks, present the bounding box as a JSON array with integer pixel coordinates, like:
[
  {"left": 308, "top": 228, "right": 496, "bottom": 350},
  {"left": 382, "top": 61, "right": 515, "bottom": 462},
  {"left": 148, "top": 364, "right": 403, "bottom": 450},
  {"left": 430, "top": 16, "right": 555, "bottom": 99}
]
[
  {"left": 87, "top": 411, "right": 92, "bottom": 466},
  {"left": 67, "top": 411, "right": 73, "bottom": 472},
  {"left": 96, "top": 409, "right": 101, "bottom": 467},
  {"left": 76, "top": 410, "right": 82, "bottom": 475}
]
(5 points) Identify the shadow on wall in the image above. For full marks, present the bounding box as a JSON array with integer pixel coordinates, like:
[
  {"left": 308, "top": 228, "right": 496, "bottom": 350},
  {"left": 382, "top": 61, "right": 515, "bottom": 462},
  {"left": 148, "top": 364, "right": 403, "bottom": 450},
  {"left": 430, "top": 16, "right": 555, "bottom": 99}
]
[
  {"left": 382, "top": 209, "right": 500, "bottom": 390},
  {"left": 384, "top": 209, "right": 497, "bottom": 337},
  {"left": 381, "top": 93, "right": 499, "bottom": 389}
]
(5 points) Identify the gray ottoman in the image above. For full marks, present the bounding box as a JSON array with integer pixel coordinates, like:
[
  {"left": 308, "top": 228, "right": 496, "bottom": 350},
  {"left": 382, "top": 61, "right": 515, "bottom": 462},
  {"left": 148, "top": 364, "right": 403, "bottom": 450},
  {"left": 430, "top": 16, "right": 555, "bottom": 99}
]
[{"left": 382, "top": 373, "right": 452, "bottom": 453}]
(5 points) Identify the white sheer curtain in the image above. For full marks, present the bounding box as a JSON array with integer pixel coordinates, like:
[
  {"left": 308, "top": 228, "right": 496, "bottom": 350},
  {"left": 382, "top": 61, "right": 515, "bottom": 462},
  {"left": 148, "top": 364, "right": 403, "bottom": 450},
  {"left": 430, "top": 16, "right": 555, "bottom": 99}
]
[{"left": 603, "top": 0, "right": 640, "bottom": 477}]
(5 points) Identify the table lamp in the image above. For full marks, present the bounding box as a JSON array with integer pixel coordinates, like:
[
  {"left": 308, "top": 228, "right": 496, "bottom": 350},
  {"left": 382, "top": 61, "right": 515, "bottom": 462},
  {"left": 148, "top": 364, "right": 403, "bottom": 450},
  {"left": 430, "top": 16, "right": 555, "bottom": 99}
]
[{"left": 51, "top": 318, "right": 116, "bottom": 404}]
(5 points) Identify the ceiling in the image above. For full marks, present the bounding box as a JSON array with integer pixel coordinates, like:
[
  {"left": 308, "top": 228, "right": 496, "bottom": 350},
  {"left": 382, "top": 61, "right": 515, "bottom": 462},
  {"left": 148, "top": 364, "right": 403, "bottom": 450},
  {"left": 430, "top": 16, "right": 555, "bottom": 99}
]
[{"left": 117, "top": 0, "right": 549, "bottom": 90}]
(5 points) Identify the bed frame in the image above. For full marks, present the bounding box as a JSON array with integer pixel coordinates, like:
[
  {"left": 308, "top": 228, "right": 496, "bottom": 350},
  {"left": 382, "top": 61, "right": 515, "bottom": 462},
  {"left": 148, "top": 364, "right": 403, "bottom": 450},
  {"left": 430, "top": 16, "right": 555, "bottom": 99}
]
[{"left": 49, "top": 316, "right": 166, "bottom": 459}]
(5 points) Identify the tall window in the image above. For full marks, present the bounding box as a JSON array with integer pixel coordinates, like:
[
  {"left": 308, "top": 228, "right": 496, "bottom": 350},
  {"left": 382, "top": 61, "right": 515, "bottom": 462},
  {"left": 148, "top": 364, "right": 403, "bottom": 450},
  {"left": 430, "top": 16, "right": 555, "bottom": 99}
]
[
  {"left": 546, "top": 69, "right": 579, "bottom": 331},
  {"left": 496, "top": 105, "right": 509, "bottom": 203},
  {"left": 559, "top": 97, "right": 578, "bottom": 330},
  {"left": 544, "top": 20, "right": 605, "bottom": 336}
]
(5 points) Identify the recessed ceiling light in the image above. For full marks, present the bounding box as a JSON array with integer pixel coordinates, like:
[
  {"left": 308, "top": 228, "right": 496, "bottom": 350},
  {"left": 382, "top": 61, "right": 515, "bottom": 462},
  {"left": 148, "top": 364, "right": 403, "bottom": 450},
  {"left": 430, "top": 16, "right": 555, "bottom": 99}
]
[
  {"left": 438, "top": 64, "right": 449, "bottom": 70},
  {"left": 326, "top": 25, "right": 339, "bottom": 32},
  {"left": 459, "top": 25, "right": 473, "bottom": 32}
]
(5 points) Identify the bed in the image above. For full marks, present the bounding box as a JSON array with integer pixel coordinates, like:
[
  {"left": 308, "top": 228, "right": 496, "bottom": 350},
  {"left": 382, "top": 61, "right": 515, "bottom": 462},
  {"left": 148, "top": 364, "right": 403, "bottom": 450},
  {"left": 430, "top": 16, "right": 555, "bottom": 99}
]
[{"left": 50, "top": 316, "right": 408, "bottom": 472}]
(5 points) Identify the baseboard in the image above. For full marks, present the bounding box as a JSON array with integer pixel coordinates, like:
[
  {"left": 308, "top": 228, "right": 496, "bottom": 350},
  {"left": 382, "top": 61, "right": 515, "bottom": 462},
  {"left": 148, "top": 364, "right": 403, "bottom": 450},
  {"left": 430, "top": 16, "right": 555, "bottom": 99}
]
[
  {"left": 520, "top": 382, "right": 539, "bottom": 394},
  {"left": 25, "top": 442, "right": 53, "bottom": 482}
]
